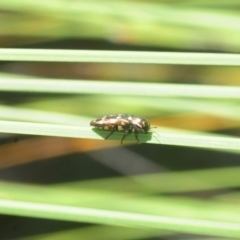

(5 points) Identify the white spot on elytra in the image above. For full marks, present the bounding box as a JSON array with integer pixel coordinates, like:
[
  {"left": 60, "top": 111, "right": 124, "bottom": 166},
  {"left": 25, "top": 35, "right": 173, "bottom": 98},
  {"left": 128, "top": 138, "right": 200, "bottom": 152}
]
[
  {"left": 118, "top": 126, "right": 123, "bottom": 131},
  {"left": 110, "top": 118, "right": 117, "bottom": 124}
]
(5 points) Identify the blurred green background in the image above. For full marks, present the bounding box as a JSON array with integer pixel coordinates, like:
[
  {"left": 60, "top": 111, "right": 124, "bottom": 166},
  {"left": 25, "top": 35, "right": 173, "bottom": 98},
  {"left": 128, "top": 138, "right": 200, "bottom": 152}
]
[{"left": 0, "top": 1, "right": 240, "bottom": 239}]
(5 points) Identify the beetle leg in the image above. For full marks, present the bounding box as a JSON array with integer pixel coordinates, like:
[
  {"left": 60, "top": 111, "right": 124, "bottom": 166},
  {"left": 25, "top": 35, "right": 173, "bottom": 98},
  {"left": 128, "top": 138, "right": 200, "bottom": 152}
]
[
  {"left": 121, "top": 132, "right": 131, "bottom": 144},
  {"left": 134, "top": 133, "right": 141, "bottom": 144},
  {"left": 105, "top": 130, "right": 115, "bottom": 140}
]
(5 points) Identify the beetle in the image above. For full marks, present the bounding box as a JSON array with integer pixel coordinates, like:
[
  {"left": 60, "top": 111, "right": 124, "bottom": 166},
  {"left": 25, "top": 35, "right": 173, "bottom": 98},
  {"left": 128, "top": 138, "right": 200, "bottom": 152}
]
[{"left": 90, "top": 114, "right": 151, "bottom": 144}]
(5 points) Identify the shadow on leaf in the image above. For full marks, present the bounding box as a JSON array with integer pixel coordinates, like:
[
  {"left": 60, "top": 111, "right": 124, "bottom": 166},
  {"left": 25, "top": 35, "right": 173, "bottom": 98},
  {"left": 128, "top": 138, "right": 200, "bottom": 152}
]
[{"left": 91, "top": 128, "right": 153, "bottom": 144}]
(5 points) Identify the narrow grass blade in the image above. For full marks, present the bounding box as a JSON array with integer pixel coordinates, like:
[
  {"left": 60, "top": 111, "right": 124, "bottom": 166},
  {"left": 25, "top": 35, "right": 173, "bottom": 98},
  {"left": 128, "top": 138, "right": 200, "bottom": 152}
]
[
  {"left": 0, "top": 199, "right": 239, "bottom": 238},
  {"left": 0, "top": 49, "right": 240, "bottom": 65},
  {"left": 1, "top": 78, "right": 240, "bottom": 99},
  {"left": 0, "top": 120, "right": 240, "bottom": 151},
  {"left": 0, "top": 181, "right": 240, "bottom": 238}
]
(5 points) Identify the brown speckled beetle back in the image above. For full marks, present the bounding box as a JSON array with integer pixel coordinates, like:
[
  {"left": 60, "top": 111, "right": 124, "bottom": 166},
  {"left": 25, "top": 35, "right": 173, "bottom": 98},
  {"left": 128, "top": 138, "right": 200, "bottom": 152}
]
[{"left": 90, "top": 114, "right": 151, "bottom": 144}]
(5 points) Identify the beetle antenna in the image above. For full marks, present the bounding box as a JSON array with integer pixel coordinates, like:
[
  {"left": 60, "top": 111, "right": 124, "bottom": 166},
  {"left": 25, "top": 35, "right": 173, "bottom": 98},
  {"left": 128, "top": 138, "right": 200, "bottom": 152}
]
[{"left": 149, "top": 127, "right": 160, "bottom": 143}]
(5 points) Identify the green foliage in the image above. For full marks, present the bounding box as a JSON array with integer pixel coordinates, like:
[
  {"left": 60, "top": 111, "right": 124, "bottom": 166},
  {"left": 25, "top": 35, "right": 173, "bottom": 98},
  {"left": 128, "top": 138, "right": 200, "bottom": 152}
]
[{"left": 0, "top": 1, "right": 240, "bottom": 239}]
